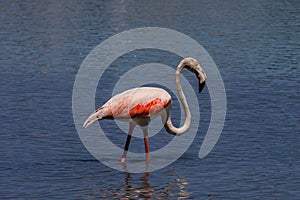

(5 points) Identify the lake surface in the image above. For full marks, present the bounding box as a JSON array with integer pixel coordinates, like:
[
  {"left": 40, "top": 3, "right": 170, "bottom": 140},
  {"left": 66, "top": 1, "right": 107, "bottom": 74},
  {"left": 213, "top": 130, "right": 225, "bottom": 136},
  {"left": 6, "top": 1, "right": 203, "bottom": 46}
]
[{"left": 1, "top": 1, "right": 299, "bottom": 199}]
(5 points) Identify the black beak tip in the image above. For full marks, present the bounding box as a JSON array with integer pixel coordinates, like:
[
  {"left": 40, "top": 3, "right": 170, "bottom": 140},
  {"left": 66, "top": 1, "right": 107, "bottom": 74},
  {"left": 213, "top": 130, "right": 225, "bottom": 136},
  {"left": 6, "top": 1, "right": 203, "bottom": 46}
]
[{"left": 199, "top": 81, "right": 206, "bottom": 93}]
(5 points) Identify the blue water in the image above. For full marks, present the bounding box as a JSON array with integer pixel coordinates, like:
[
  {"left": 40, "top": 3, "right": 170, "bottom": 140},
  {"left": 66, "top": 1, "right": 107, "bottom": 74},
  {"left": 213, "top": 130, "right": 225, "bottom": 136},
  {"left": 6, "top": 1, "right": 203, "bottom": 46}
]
[{"left": 1, "top": 1, "right": 299, "bottom": 199}]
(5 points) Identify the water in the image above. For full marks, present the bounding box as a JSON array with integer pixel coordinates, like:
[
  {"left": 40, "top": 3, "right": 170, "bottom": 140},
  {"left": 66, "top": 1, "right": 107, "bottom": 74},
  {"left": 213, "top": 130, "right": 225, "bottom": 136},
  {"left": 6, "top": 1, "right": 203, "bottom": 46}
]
[{"left": 1, "top": 0, "right": 299, "bottom": 199}]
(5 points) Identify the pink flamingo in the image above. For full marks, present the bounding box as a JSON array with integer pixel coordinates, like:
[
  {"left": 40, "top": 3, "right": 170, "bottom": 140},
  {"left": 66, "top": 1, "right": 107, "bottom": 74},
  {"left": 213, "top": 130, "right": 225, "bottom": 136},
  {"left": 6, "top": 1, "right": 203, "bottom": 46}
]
[{"left": 83, "top": 57, "right": 206, "bottom": 162}]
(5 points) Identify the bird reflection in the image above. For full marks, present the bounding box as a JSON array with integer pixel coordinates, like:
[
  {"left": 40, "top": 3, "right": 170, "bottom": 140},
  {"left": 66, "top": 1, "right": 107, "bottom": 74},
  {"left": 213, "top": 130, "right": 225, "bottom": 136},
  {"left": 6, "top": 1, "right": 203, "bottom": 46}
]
[
  {"left": 120, "top": 172, "right": 156, "bottom": 199},
  {"left": 109, "top": 163, "right": 191, "bottom": 199},
  {"left": 118, "top": 162, "right": 156, "bottom": 199}
]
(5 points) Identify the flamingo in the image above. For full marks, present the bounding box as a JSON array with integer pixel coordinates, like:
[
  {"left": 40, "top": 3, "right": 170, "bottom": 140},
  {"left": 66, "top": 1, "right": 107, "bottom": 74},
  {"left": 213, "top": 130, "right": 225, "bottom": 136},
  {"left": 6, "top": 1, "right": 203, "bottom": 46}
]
[{"left": 83, "top": 57, "right": 207, "bottom": 163}]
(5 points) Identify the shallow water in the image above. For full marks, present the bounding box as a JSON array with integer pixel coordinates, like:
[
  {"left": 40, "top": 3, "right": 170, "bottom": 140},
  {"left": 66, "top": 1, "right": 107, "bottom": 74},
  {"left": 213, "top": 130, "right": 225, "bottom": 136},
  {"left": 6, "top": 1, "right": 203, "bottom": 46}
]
[{"left": 1, "top": 1, "right": 299, "bottom": 199}]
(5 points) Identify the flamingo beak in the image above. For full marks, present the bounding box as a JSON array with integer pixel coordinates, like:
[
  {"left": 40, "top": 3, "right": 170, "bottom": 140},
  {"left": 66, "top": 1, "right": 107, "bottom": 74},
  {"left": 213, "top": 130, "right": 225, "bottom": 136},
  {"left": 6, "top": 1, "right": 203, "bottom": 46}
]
[
  {"left": 199, "top": 80, "right": 206, "bottom": 93},
  {"left": 196, "top": 66, "right": 206, "bottom": 93}
]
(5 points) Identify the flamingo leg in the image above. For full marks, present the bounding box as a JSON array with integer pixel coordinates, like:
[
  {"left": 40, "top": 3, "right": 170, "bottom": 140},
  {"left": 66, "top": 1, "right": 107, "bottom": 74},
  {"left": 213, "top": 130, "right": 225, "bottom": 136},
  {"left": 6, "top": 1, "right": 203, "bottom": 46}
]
[
  {"left": 121, "top": 123, "right": 135, "bottom": 163},
  {"left": 142, "top": 127, "right": 150, "bottom": 163}
]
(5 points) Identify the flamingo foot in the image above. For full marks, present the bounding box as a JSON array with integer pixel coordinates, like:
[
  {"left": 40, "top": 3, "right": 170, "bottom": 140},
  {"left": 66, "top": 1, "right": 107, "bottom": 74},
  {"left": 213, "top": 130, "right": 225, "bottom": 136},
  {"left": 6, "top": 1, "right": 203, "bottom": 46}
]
[
  {"left": 121, "top": 157, "right": 126, "bottom": 163},
  {"left": 146, "top": 153, "right": 150, "bottom": 165}
]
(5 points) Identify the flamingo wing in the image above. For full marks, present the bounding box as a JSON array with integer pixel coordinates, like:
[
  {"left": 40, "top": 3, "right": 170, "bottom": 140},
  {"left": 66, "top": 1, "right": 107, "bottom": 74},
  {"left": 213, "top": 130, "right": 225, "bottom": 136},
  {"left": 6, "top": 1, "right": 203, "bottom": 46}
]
[{"left": 83, "top": 87, "right": 171, "bottom": 127}]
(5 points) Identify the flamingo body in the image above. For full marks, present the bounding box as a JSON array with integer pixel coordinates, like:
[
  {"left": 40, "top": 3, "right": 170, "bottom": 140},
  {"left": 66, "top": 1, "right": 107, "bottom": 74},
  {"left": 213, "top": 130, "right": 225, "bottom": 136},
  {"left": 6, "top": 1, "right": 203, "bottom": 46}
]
[
  {"left": 84, "top": 87, "right": 171, "bottom": 126},
  {"left": 83, "top": 57, "right": 207, "bottom": 163}
]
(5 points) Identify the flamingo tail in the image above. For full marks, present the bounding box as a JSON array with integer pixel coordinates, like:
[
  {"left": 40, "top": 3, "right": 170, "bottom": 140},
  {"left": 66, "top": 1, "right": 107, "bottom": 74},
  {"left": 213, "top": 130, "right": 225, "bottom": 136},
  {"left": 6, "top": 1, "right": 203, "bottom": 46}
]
[{"left": 83, "top": 107, "right": 105, "bottom": 128}]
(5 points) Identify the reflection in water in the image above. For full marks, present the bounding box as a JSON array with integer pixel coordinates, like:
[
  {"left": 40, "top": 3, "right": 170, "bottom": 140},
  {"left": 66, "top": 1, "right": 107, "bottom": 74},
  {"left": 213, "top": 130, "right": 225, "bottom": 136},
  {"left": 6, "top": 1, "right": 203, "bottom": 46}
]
[
  {"left": 120, "top": 172, "right": 156, "bottom": 199},
  {"left": 113, "top": 172, "right": 191, "bottom": 199},
  {"left": 84, "top": 163, "right": 191, "bottom": 199},
  {"left": 104, "top": 165, "right": 191, "bottom": 199}
]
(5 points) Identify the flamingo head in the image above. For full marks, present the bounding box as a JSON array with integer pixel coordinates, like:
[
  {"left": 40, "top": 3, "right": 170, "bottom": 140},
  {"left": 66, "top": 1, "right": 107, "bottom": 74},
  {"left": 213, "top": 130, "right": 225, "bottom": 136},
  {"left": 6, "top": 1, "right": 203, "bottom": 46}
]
[{"left": 181, "top": 57, "right": 207, "bottom": 93}]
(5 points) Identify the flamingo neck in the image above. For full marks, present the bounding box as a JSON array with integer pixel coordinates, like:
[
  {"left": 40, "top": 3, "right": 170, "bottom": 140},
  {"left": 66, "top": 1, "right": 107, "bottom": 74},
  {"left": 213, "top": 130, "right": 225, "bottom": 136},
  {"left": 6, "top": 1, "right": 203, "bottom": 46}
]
[{"left": 164, "top": 64, "right": 191, "bottom": 136}]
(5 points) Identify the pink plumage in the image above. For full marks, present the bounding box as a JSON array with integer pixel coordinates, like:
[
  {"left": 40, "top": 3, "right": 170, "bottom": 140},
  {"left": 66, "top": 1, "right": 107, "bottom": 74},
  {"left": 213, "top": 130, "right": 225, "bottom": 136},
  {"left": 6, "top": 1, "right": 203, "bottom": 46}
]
[
  {"left": 83, "top": 57, "right": 206, "bottom": 163},
  {"left": 94, "top": 87, "right": 171, "bottom": 121}
]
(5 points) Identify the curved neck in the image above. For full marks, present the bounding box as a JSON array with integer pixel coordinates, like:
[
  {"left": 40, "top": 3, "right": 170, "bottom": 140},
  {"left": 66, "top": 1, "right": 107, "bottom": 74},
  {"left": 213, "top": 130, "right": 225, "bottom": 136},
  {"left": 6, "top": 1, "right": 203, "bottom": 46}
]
[{"left": 164, "top": 64, "right": 191, "bottom": 136}]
